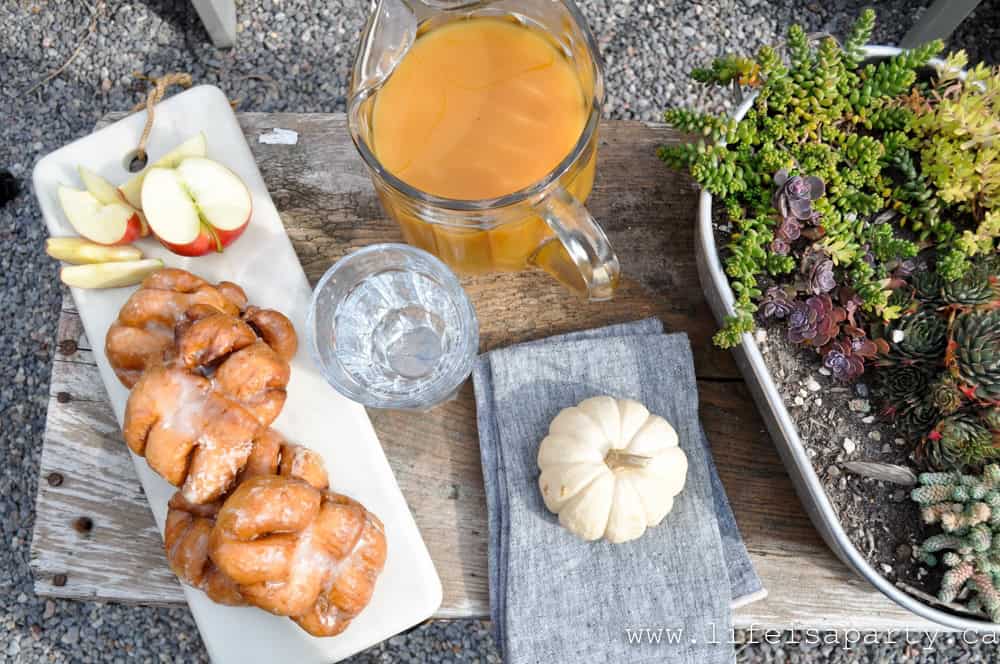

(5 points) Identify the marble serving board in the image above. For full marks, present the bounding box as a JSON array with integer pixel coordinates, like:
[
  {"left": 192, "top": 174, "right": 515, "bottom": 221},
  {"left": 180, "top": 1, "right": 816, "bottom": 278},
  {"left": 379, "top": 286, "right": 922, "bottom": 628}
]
[{"left": 31, "top": 85, "right": 442, "bottom": 664}]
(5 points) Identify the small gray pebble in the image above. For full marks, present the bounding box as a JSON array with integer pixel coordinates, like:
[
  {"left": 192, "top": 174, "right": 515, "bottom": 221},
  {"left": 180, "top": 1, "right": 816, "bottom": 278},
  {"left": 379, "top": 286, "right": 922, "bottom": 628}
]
[{"left": 60, "top": 626, "right": 79, "bottom": 646}]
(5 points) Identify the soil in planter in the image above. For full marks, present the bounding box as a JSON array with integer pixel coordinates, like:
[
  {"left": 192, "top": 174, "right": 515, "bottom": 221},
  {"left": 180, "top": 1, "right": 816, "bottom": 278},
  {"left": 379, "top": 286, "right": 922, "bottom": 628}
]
[{"left": 756, "top": 324, "right": 934, "bottom": 589}]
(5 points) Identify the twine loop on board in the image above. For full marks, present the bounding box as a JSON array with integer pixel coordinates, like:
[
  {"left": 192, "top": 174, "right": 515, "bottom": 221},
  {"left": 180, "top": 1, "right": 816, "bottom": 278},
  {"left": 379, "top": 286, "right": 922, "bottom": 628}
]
[{"left": 130, "top": 72, "right": 194, "bottom": 161}]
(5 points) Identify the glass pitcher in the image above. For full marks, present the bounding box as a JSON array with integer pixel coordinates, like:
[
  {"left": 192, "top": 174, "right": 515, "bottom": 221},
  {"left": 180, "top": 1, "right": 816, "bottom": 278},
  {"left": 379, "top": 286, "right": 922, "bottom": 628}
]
[{"left": 348, "top": 0, "right": 620, "bottom": 300}]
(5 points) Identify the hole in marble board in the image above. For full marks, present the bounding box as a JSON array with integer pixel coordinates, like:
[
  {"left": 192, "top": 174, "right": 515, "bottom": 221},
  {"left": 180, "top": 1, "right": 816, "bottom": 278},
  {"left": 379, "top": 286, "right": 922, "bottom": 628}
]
[{"left": 123, "top": 149, "right": 148, "bottom": 173}]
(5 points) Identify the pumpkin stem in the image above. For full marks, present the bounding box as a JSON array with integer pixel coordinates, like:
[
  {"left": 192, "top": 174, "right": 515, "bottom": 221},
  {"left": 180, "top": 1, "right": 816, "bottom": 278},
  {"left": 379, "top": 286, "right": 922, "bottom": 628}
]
[{"left": 604, "top": 448, "right": 652, "bottom": 470}]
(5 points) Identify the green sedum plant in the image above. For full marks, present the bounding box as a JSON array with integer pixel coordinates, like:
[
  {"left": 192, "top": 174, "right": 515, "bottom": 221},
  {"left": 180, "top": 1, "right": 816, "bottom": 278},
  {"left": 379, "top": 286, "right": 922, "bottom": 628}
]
[
  {"left": 907, "top": 52, "right": 1000, "bottom": 278},
  {"left": 660, "top": 10, "right": 941, "bottom": 348},
  {"left": 661, "top": 10, "right": 998, "bottom": 358}
]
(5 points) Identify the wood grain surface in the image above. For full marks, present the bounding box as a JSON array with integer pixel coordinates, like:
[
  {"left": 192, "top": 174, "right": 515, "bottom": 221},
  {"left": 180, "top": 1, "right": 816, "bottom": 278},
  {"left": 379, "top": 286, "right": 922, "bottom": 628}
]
[{"left": 29, "top": 113, "right": 942, "bottom": 630}]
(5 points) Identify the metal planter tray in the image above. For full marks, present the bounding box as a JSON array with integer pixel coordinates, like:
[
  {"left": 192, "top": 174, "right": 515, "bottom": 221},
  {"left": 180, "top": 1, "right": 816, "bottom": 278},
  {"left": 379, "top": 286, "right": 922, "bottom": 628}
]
[{"left": 694, "top": 45, "right": 993, "bottom": 631}]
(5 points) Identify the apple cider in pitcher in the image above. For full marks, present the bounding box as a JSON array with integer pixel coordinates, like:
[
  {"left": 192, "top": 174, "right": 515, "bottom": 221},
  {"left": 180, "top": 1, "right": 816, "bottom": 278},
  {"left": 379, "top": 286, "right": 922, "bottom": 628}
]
[{"left": 370, "top": 16, "right": 595, "bottom": 273}]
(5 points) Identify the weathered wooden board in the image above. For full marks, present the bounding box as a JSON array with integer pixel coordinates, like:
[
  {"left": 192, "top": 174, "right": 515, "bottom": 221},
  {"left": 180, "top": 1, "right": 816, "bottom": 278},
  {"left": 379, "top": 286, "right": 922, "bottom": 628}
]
[{"left": 30, "top": 113, "right": 942, "bottom": 630}]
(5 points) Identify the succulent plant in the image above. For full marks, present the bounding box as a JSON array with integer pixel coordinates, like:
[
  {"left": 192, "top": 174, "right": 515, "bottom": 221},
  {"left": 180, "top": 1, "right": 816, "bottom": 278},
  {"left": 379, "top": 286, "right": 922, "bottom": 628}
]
[
  {"left": 773, "top": 169, "right": 825, "bottom": 221},
  {"left": 911, "top": 464, "right": 1000, "bottom": 621},
  {"left": 912, "top": 270, "right": 945, "bottom": 304},
  {"left": 942, "top": 266, "right": 998, "bottom": 307},
  {"left": 925, "top": 413, "right": 999, "bottom": 468},
  {"left": 671, "top": 10, "right": 1000, "bottom": 616},
  {"left": 770, "top": 218, "right": 802, "bottom": 256},
  {"left": 850, "top": 332, "right": 884, "bottom": 360},
  {"left": 900, "top": 399, "right": 941, "bottom": 439},
  {"left": 787, "top": 294, "right": 844, "bottom": 347},
  {"left": 950, "top": 310, "right": 1000, "bottom": 402},
  {"left": 821, "top": 338, "right": 866, "bottom": 382},
  {"left": 663, "top": 10, "right": 1000, "bottom": 353},
  {"left": 768, "top": 172, "right": 828, "bottom": 257},
  {"left": 877, "top": 365, "right": 930, "bottom": 404},
  {"left": 884, "top": 308, "right": 949, "bottom": 365},
  {"left": 757, "top": 285, "right": 795, "bottom": 320},
  {"left": 984, "top": 406, "right": 1000, "bottom": 433},
  {"left": 690, "top": 54, "right": 761, "bottom": 86},
  {"left": 930, "top": 376, "right": 965, "bottom": 416},
  {"left": 839, "top": 287, "right": 868, "bottom": 328},
  {"left": 876, "top": 256, "right": 999, "bottom": 471},
  {"left": 806, "top": 255, "right": 836, "bottom": 295},
  {"left": 892, "top": 259, "right": 918, "bottom": 280},
  {"left": 909, "top": 51, "right": 1000, "bottom": 279},
  {"left": 982, "top": 254, "right": 1000, "bottom": 277},
  {"left": 659, "top": 11, "right": 949, "bottom": 348},
  {"left": 887, "top": 286, "right": 915, "bottom": 314}
]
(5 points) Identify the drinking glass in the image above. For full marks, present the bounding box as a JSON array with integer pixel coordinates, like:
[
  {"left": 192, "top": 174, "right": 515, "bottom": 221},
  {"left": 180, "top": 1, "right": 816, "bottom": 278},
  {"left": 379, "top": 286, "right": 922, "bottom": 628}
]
[
  {"left": 307, "top": 244, "right": 479, "bottom": 409},
  {"left": 348, "top": 0, "right": 620, "bottom": 301}
]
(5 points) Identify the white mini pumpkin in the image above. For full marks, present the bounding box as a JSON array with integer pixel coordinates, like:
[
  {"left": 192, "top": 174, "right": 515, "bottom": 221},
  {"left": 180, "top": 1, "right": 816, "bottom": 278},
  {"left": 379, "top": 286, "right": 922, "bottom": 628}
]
[{"left": 538, "top": 396, "right": 688, "bottom": 543}]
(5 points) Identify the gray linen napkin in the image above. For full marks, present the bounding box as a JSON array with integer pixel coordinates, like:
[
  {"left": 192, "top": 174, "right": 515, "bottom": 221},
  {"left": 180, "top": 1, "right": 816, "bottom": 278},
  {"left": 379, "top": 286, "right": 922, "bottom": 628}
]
[{"left": 472, "top": 319, "right": 766, "bottom": 663}]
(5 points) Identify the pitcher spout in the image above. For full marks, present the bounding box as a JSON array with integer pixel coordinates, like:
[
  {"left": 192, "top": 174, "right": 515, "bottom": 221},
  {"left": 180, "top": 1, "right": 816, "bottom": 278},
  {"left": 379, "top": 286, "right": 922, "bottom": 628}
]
[{"left": 351, "top": 0, "right": 418, "bottom": 104}]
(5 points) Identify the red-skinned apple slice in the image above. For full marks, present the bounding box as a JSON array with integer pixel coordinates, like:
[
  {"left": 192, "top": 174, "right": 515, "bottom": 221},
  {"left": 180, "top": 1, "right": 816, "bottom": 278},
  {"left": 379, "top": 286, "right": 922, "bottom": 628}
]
[
  {"left": 57, "top": 185, "right": 143, "bottom": 246},
  {"left": 175, "top": 158, "right": 252, "bottom": 248},
  {"left": 119, "top": 133, "right": 207, "bottom": 209},
  {"left": 78, "top": 166, "right": 150, "bottom": 237},
  {"left": 141, "top": 157, "right": 252, "bottom": 257}
]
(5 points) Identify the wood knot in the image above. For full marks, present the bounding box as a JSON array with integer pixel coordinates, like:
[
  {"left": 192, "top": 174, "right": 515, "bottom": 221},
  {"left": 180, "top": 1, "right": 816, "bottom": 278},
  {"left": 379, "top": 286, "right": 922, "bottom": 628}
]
[
  {"left": 56, "top": 392, "right": 71, "bottom": 404},
  {"left": 46, "top": 472, "right": 63, "bottom": 487},
  {"left": 73, "top": 517, "right": 94, "bottom": 534},
  {"left": 52, "top": 574, "right": 67, "bottom": 587},
  {"left": 58, "top": 339, "right": 77, "bottom": 355}
]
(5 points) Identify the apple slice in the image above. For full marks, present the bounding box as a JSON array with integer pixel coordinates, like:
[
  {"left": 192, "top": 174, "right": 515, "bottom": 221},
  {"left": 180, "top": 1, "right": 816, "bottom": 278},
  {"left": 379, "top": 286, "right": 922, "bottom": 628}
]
[
  {"left": 174, "top": 158, "right": 252, "bottom": 249},
  {"left": 78, "top": 165, "right": 122, "bottom": 204},
  {"left": 46, "top": 237, "right": 143, "bottom": 264},
  {"left": 119, "top": 132, "right": 207, "bottom": 209},
  {"left": 141, "top": 157, "right": 252, "bottom": 257},
  {"left": 60, "top": 258, "right": 163, "bottom": 289},
  {"left": 78, "top": 166, "right": 150, "bottom": 237},
  {"left": 57, "top": 185, "right": 143, "bottom": 246}
]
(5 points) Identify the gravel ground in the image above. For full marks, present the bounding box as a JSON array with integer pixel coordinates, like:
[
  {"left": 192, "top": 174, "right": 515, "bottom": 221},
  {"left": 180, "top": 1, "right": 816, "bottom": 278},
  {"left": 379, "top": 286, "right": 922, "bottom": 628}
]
[{"left": 1, "top": 0, "right": 998, "bottom": 662}]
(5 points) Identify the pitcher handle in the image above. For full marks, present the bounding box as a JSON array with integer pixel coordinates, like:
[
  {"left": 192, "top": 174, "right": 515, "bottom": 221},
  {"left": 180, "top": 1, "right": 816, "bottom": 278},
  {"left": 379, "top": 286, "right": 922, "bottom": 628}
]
[{"left": 530, "top": 185, "right": 620, "bottom": 301}]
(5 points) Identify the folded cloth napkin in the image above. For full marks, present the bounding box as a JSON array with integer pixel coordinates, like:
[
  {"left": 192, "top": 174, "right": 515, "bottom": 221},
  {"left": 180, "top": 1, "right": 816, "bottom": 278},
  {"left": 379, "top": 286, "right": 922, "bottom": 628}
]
[{"left": 473, "top": 318, "right": 766, "bottom": 664}]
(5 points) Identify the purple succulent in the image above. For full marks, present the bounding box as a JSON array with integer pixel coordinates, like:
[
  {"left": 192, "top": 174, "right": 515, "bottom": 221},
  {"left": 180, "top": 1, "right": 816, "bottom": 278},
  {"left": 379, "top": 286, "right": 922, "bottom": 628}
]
[
  {"left": 822, "top": 339, "right": 866, "bottom": 382},
  {"left": 838, "top": 287, "right": 865, "bottom": 330},
  {"left": 777, "top": 217, "right": 802, "bottom": 242},
  {"left": 770, "top": 238, "right": 790, "bottom": 255},
  {"left": 808, "top": 257, "right": 836, "bottom": 294},
  {"left": 758, "top": 286, "right": 795, "bottom": 320},
  {"left": 773, "top": 169, "right": 826, "bottom": 220},
  {"left": 849, "top": 334, "right": 882, "bottom": 360},
  {"left": 892, "top": 259, "right": 917, "bottom": 280},
  {"left": 861, "top": 243, "right": 876, "bottom": 267},
  {"left": 787, "top": 294, "right": 845, "bottom": 347},
  {"left": 799, "top": 248, "right": 836, "bottom": 295}
]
